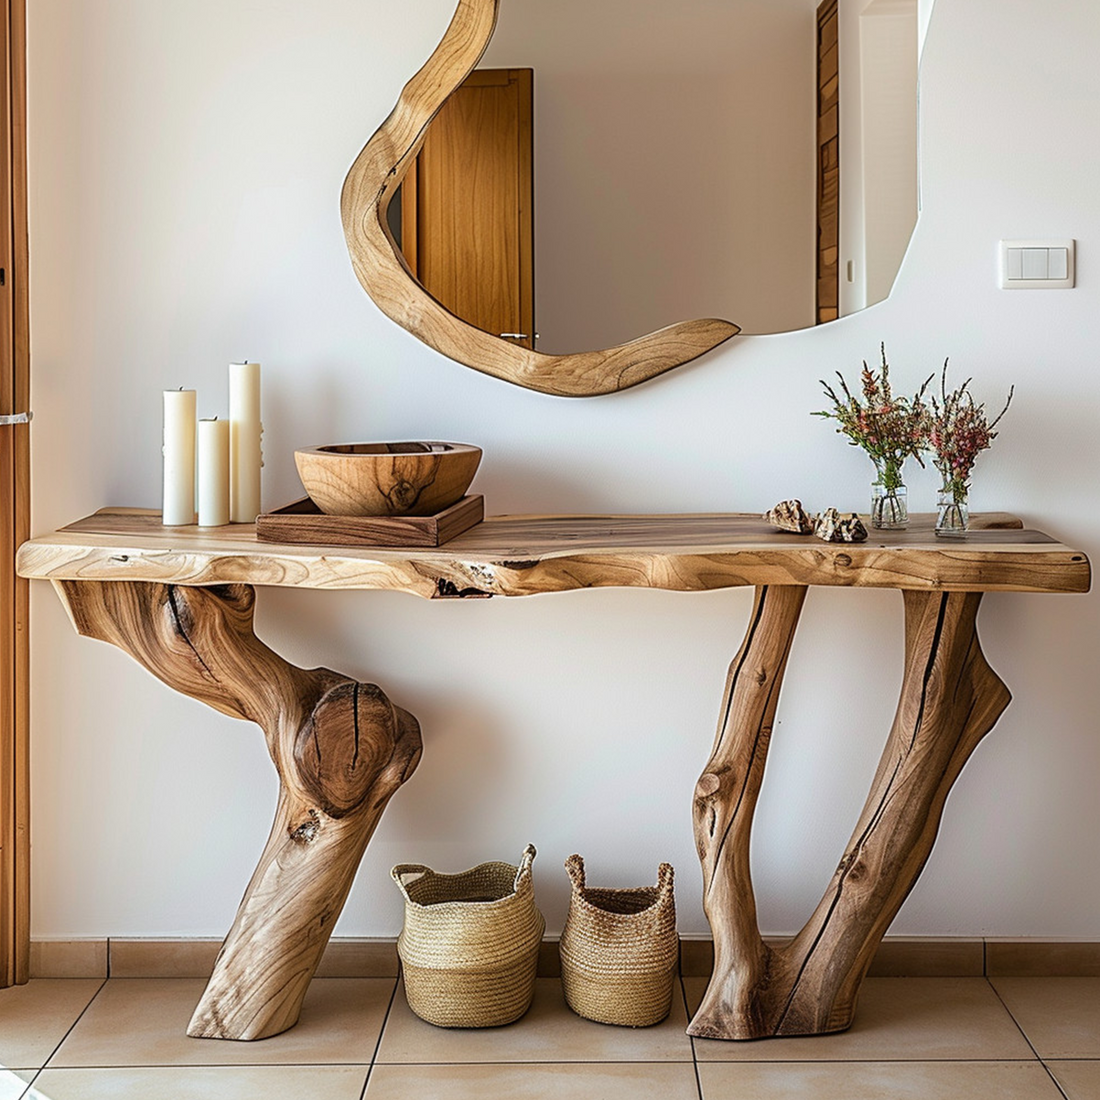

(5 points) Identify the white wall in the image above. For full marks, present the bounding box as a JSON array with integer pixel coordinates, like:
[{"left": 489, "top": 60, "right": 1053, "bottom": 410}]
[
  {"left": 481, "top": 0, "right": 818, "bottom": 346},
  {"left": 26, "top": 0, "right": 1100, "bottom": 942}
]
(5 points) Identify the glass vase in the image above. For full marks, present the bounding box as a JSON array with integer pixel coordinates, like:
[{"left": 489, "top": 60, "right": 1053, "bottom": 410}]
[
  {"left": 935, "top": 485, "right": 969, "bottom": 538},
  {"left": 871, "top": 477, "right": 908, "bottom": 530}
]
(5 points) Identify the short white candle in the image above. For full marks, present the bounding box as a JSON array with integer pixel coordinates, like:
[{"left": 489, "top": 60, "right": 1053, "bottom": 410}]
[
  {"left": 197, "top": 417, "right": 230, "bottom": 526},
  {"left": 162, "top": 388, "right": 196, "bottom": 526},
  {"left": 229, "top": 361, "right": 262, "bottom": 522}
]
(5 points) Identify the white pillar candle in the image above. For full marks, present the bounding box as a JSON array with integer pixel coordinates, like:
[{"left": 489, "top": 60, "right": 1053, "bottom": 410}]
[
  {"left": 197, "top": 417, "right": 230, "bottom": 527},
  {"left": 162, "top": 388, "right": 196, "bottom": 526},
  {"left": 229, "top": 361, "right": 262, "bottom": 522}
]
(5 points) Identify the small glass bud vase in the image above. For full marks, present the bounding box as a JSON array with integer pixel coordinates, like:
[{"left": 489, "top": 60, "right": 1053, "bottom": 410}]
[
  {"left": 935, "top": 485, "right": 969, "bottom": 538},
  {"left": 871, "top": 466, "right": 908, "bottom": 530}
]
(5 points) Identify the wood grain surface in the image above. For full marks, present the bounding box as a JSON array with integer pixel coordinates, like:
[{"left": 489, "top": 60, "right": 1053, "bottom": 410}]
[
  {"left": 293, "top": 442, "right": 481, "bottom": 517},
  {"left": 402, "top": 68, "right": 535, "bottom": 349},
  {"left": 16, "top": 509, "right": 1090, "bottom": 596},
  {"left": 257, "top": 494, "right": 484, "bottom": 547},
  {"left": 688, "top": 586, "right": 1011, "bottom": 1039},
  {"left": 24, "top": 505, "right": 1089, "bottom": 1043},
  {"left": 53, "top": 580, "right": 421, "bottom": 1040},
  {"left": 816, "top": 0, "right": 839, "bottom": 324},
  {"left": 339, "top": 0, "right": 739, "bottom": 396},
  {"left": 1, "top": 0, "right": 29, "bottom": 989}
]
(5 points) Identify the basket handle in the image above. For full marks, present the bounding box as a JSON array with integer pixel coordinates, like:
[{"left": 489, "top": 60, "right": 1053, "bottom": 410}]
[
  {"left": 514, "top": 844, "right": 537, "bottom": 891},
  {"left": 656, "top": 861, "right": 675, "bottom": 898},
  {"left": 390, "top": 863, "right": 432, "bottom": 902},
  {"left": 564, "top": 852, "right": 586, "bottom": 891}
]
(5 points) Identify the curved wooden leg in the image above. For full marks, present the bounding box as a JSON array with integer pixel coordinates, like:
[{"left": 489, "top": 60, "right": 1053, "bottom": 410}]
[
  {"left": 689, "top": 587, "right": 1010, "bottom": 1040},
  {"left": 54, "top": 580, "right": 422, "bottom": 1040},
  {"left": 689, "top": 585, "right": 806, "bottom": 1039}
]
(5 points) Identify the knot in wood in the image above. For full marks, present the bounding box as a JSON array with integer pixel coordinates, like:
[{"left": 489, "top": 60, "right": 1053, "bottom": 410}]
[
  {"left": 836, "top": 851, "right": 868, "bottom": 882},
  {"left": 289, "top": 810, "right": 321, "bottom": 844},
  {"left": 294, "top": 681, "right": 398, "bottom": 818},
  {"left": 835, "top": 553, "right": 852, "bottom": 567},
  {"left": 385, "top": 478, "right": 424, "bottom": 512},
  {"left": 696, "top": 773, "right": 721, "bottom": 797},
  {"left": 846, "top": 858, "right": 867, "bottom": 882}
]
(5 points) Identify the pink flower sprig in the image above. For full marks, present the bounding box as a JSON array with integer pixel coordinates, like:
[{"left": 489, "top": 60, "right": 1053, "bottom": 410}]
[
  {"left": 814, "top": 345, "right": 932, "bottom": 490},
  {"left": 928, "top": 361, "right": 1013, "bottom": 504}
]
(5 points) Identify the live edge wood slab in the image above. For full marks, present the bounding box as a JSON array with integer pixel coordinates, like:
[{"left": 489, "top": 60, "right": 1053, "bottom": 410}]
[{"left": 16, "top": 510, "right": 1090, "bottom": 1042}]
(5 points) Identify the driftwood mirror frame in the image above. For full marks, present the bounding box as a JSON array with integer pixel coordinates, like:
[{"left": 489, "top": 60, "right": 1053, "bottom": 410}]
[{"left": 340, "top": 0, "right": 740, "bottom": 397}]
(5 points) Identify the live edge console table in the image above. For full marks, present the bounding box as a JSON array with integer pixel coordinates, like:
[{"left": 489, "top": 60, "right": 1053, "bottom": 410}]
[{"left": 16, "top": 509, "right": 1090, "bottom": 1042}]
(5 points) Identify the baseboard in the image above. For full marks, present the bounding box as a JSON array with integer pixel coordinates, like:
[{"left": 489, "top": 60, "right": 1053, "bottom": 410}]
[
  {"left": 28, "top": 936, "right": 1100, "bottom": 980},
  {"left": 29, "top": 939, "right": 108, "bottom": 979}
]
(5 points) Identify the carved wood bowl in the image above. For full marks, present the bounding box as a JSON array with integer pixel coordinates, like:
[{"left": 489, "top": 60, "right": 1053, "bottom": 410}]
[{"left": 294, "top": 441, "right": 482, "bottom": 517}]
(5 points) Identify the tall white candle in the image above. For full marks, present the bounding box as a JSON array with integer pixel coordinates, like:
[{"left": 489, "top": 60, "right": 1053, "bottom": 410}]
[
  {"left": 197, "top": 417, "right": 230, "bottom": 527},
  {"left": 229, "top": 361, "right": 262, "bottom": 522},
  {"left": 162, "top": 388, "right": 196, "bottom": 526}
]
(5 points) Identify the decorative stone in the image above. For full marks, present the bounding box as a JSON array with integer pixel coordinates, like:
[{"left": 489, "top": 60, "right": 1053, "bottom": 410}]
[
  {"left": 763, "top": 500, "right": 815, "bottom": 534},
  {"left": 814, "top": 508, "right": 868, "bottom": 543}
]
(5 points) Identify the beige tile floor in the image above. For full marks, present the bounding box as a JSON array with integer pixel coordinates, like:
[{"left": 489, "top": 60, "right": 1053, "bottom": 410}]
[{"left": 1, "top": 975, "right": 1097, "bottom": 1099}]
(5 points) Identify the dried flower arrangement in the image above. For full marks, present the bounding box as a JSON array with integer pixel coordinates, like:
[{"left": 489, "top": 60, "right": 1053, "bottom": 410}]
[
  {"left": 927, "top": 361, "right": 1013, "bottom": 505},
  {"left": 926, "top": 362, "right": 1013, "bottom": 534},
  {"left": 813, "top": 347, "right": 1013, "bottom": 534},
  {"left": 814, "top": 345, "right": 931, "bottom": 528}
]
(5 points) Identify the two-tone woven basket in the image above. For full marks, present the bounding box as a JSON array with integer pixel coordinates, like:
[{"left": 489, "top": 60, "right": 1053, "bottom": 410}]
[
  {"left": 392, "top": 844, "right": 544, "bottom": 1028},
  {"left": 559, "top": 853, "right": 678, "bottom": 1027}
]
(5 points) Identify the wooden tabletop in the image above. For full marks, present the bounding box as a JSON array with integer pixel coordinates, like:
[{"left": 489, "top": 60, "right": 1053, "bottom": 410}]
[{"left": 15, "top": 508, "right": 1090, "bottom": 598}]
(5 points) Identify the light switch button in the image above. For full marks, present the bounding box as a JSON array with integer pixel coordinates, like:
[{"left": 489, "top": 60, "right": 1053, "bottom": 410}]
[
  {"left": 1006, "top": 248, "right": 1024, "bottom": 280},
  {"left": 1021, "top": 248, "right": 1049, "bottom": 279},
  {"left": 1049, "top": 247, "right": 1069, "bottom": 280}
]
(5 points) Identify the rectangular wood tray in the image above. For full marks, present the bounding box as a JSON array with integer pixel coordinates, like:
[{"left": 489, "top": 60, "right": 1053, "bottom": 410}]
[{"left": 255, "top": 494, "right": 484, "bottom": 548}]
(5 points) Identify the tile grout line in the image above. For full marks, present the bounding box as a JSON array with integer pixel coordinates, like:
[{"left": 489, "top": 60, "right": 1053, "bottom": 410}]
[
  {"left": 16, "top": 1067, "right": 40, "bottom": 1100},
  {"left": 36, "top": 977, "right": 111, "bottom": 1073},
  {"left": 360, "top": 972, "right": 401, "bottom": 1098},
  {"left": 19, "top": 1059, "right": 709, "bottom": 1069},
  {"left": 42, "top": 1058, "right": 1024, "bottom": 1067},
  {"left": 30, "top": 1062, "right": 402, "bottom": 1070},
  {"left": 985, "top": 977, "right": 1070, "bottom": 1099},
  {"left": 680, "top": 974, "right": 705, "bottom": 1100}
]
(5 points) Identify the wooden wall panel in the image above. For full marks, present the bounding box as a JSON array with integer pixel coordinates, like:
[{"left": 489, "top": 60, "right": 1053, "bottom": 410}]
[
  {"left": 0, "top": 0, "right": 29, "bottom": 988},
  {"left": 817, "top": 0, "right": 840, "bottom": 324}
]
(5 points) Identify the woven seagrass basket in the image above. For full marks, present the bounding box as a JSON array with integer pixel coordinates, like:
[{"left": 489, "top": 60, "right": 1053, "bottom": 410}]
[
  {"left": 392, "top": 844, "right": 544, "bottom": 1028},
  {"left": 559, "top": 853, "right": 678, "bottom": 1027}
]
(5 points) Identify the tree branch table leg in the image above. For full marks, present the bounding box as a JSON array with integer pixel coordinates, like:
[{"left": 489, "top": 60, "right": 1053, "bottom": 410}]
[
  {"left": 54, "top": 580, "right": 422, "bottom": 1041},
  {"left": 689, "top": 586, "right": 1011, "bottom": 1040}
]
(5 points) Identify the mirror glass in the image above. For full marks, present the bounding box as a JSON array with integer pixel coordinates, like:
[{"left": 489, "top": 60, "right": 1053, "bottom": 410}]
[{"left": 391, "top": 0, "right": 935, "bottom": 356}]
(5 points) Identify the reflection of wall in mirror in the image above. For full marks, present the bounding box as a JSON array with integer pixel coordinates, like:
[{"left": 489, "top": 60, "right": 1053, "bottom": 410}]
[
  {"left": 839, "top": 0, "right": 919, "bottom": 317},
  {"left": 917, "top": 0, "right": 935, "bottom": 60},
  {"left": 481, "top": 0, "right": 821, "bottom": 351}
]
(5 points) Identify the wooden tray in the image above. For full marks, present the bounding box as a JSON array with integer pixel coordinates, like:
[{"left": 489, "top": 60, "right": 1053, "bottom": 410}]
[{"left": 256, "top": 495, "right": 484, "bottom": 548}]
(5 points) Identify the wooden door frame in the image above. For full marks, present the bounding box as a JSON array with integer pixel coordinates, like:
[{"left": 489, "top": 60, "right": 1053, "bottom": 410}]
[{"left": 1, "top": 0, "right": 29, "bottom": 988}]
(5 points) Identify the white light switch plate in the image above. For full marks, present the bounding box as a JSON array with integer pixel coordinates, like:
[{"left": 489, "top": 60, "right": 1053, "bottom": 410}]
[{"left": 1000, "top": 239, "right": 1075, "bottom": 289}]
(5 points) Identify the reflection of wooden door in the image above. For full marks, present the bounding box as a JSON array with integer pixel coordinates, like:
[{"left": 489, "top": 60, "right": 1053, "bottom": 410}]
[
  {"left": 0, "top": 0, "right": 29, "bottom": 988},
  {"left": 816, "top": 0, "right": 839, "bottom": 324},
  {"left": 401, "top": 69, "right": 534, "bottom": 349}
]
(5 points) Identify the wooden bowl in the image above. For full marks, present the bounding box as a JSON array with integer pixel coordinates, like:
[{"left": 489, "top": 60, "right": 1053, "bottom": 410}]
[{"left": 294, "top": 441, "right": 482, "bottom": 517}]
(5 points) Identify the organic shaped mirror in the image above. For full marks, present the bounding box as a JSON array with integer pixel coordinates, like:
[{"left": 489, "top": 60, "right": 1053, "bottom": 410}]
[{"left": 342, "top": 0, "right": 932, "bottom": 397}]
